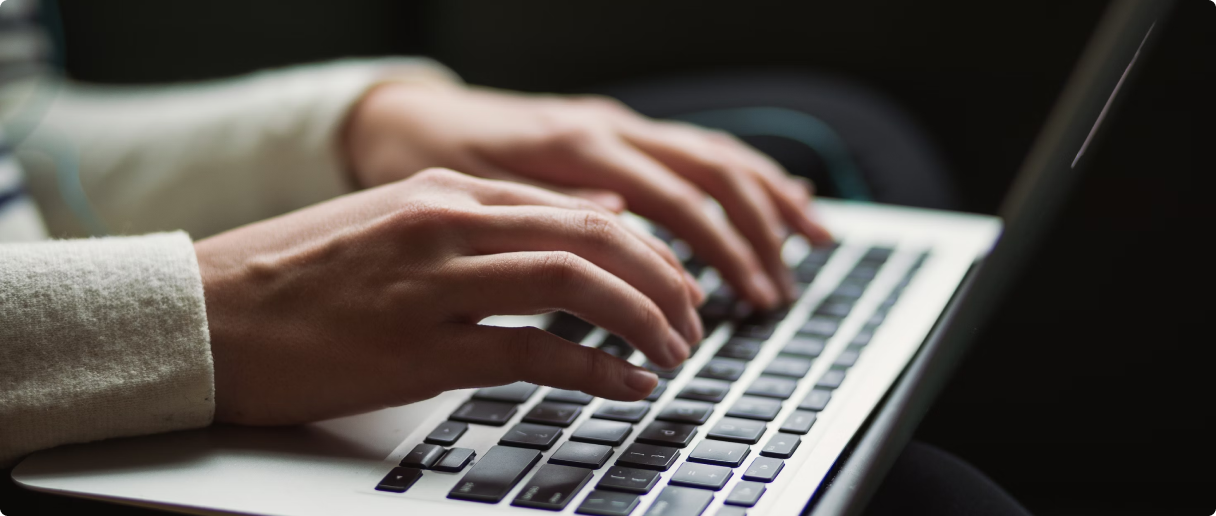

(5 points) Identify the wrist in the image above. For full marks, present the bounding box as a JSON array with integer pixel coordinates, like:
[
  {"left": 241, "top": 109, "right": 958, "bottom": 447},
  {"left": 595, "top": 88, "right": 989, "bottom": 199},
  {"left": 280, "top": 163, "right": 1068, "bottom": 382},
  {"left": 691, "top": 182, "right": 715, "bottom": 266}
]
[{"left": 340, "top": 81, "right": 455, "bottom": 189}]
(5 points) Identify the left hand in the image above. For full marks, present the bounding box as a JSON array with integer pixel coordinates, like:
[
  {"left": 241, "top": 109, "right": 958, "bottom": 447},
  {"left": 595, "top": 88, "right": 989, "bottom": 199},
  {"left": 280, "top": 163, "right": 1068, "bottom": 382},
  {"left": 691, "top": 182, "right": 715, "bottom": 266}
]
[{"left": 342, "top": 83, "right": 833, "bottom": 310}]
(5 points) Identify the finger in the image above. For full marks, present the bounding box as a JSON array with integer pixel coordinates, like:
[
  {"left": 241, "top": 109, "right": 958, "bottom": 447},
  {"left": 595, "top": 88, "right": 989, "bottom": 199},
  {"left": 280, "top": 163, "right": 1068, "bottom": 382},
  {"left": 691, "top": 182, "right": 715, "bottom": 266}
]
[
  {"left": 447, "top": 325, "right": 659, "bottom": 400},
  {"left": 574, "top": 140, "right": 781, "bottom": 308},
  {"left": 705, "top": 132, "right": 835, "bottom": 244},
  {"left": 447, "top": 251, "right": 691, "bottom": 368},
  {"left": 621, "top": 125, "right": 796, "bottom": 300},
  {"left": 459, "top": 157, "right": 631, "bottom": 213},
  {"left": 455, "top": 174, "right": 703, "bottom": 304},
  {"left": 467, "top": 205, "right": 703, "bottom": 343}
]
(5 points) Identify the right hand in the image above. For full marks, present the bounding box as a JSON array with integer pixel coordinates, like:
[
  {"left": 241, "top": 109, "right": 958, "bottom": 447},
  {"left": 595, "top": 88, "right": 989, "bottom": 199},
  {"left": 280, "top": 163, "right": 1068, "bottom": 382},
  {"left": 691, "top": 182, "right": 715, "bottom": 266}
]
[{"left": 195, "top": 168, "right": 703, "bottom": 426}]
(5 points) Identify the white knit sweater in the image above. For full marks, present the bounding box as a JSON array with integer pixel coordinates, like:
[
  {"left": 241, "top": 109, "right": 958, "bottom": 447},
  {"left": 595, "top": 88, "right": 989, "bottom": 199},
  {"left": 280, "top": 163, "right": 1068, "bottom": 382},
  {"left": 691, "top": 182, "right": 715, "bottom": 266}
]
[{"left": 0, "top": 58, "right": 458, "bottom": 467}]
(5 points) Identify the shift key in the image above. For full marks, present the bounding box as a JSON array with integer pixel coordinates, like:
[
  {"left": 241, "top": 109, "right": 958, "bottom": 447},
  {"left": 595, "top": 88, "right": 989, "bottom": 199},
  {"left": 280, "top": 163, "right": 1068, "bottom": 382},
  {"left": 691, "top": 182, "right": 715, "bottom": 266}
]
[{"left": 448, "top": 445, "right": 541, "bottom": 503}]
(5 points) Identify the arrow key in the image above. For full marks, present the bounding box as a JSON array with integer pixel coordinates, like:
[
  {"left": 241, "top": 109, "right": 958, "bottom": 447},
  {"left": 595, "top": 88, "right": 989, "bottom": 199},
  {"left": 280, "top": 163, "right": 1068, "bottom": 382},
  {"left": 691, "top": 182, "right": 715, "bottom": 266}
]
[
  {"left": 725, "top": 481, "right": 767, "bottom": 507},
  {"left": 742, "top": 457, "right": 785, "bottom": 483},
  {"left": 575, "top": 489, "right": 641, "bottom": 516},
  {"left": 375, "top": 467, "right": 423, "bottom": 493}
]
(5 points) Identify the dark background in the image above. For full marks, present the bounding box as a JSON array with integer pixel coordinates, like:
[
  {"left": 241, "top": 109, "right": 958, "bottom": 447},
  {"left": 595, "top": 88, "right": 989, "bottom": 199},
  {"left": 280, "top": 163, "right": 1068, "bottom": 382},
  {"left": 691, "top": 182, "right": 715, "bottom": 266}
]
[{"left": 6, "top": 1, "right": 1215, "bottom": 515}]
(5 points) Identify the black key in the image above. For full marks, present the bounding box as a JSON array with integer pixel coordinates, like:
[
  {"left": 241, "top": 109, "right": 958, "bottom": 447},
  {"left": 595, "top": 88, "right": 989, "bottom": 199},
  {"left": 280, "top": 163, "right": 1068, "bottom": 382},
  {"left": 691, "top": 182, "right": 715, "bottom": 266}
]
[
  {"left": 783, "top": 336, "right": 826, "bottom": 358},
  {"left": 724, "top": 481, "right": 766, "bottom": 507},
  {"left": 376, "top": 467, "right": 423, "bottom": 493},
  {"left": 745, "top": 376, "right": 798, "bottom": 399},
  {"left": 687, "top": 439, "right": 750, "bottom": 468},
  {"left": 816, "top": 370, "right": 847, "bottom": 390},
  {"left": 764, "top": 356, "right": 813, "bottom": 378},
  {"left": 815, "top": 298, "right": 854, "bottom": 318},
  {"left": 645, "top": 378, "right": 668, "bottom": 402},
  {"left": 549, "top": 441, "right": 614, "bottom": 469},
  {"left": 656, "top": 400, "right": 715, "bottom": 425},
  {"left": 548, "top": 313, "right": 595, "bottom": 343},
  {"left": 800, "top": 317, "right": 840, "bottom": 337},
  {"left": 473, "top": 382, "right": 539, "bottom": 404},
  {"left": 600, "top": 336, "right": 636, "bottom": 360},
  {"left": 450, "top": 400, "right": 518, "bottom": 426},
  {"left": 448, "top": 445, "right": 542, "bottom": 503},
  {"left": 847, "top": 265, "right": 880, "bottom": 281},
  {"left": 833, "top": 280, "right": 867, "bottom": 299},
  {"left": 400, "top": 443, "right": 445, "bottom": 469},
  {"left": 779, "top": 410, "right": 818, "bottom": 435},
  {"left": 433, "top": 447, "right": 476, "bottom": 473},
  {"left": 596, "top": 466, "right": 661, "bottom": 494},
  {"left": 798, "top": 389, "right": 832, "bottom": 411},
  {"left": 802, "top": 244, "right": 837, "bottom": 264},
  {"left": 523, "top": 401, "right": 583, "bottom": 427},
  {"left": 678, "top": 378, "right": 731, "bottom": 403},
  {"left": 644, "top": 486, "right": 715, "bottom": 516},
  {"left": 726, "top": 396, "right": 783, "bottom": 421},
  {"left": 636, "top": 421, "right": 698, "bottom": 448},
  {"left": 733, "top": 321, "right": 776, "bottom": 340},
  {"left": 594, "top": 401, "right": 651, "bottom": 423},
  {"left": 760, "top": 433, "right": 801, "bottom": 459},
  {"left": 862, "top": 246, "right": 894, "bottom": 262},
  {"left": 742, "top": 457, "right": 785, "bottom": 482},
  {"left": 511, "top": 463, "right": 594, "bottom": 510},
  {"left": 707, "top": 417, "right": 767, "bottom": 444},
  {"left": 795, "top": 265, "right": 820, "bottom": 284},
  {"left": 615, "top": 443, "right": 681, "bottom": 471},
  {"left": 697, "top": 358, "right": 748, "bottom": 381},
  {"left": 546, "top": 389, "right": 595, "bottom": 405},
  {"left": 833, "top": 350, "right": 860, "bottom": 368},
  {"left": 644, "top": 361, "right": 684, "bottom": 380},
  {"left": 715, "top": 507, "right": 748, "bottom": 516},
  {"left": 499, "top": 423, "right": 563, "bottom": 450},
  {"left": 669, "top": 462, "right": 733, "bottom": 491},
  {"left": 576, "top": 490, "right": 641, "bottom": 516},
  {"left": 425, "top": 420, "right": 468, "bottom": 446},
  {"left": 851, "top": 329, "right": 875, "bottom": 347},
  {"left": 571, "top": 419, "right": 632, "bottom": 446},
  {"left": 715, "top": 339, "right": 762, "bottom": 360}
]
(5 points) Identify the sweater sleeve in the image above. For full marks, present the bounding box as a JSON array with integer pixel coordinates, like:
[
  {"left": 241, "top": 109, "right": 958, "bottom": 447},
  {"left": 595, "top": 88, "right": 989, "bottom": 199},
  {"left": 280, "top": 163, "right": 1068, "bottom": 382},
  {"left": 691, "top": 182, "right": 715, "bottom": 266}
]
[
  {"left": 17, "top": 57, "right": 459, "bottom": 239},
  {"left": 0, "top": 232, "right": 211, "bottom": 467}
]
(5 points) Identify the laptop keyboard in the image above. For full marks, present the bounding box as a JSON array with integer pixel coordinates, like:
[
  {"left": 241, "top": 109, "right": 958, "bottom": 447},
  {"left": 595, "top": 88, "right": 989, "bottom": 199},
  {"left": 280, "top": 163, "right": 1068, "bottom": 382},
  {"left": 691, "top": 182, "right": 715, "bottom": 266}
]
[{"left": 376, "top": 242, "right": 929, "bottom": 515}]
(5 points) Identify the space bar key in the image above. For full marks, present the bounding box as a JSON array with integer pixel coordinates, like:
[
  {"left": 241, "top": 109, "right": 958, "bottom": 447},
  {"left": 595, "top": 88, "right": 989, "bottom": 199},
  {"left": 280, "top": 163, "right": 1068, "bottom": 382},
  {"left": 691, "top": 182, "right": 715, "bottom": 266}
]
[{"left": 447, "top": 445, "right": 542, "bottom": 503}]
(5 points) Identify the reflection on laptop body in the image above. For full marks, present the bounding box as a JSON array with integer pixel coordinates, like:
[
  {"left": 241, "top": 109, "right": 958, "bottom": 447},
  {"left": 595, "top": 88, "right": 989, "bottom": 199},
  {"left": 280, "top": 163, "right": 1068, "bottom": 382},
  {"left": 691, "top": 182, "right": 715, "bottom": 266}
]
[{"left": 12, "top": 1, "right": 1172, "bottom": 515}]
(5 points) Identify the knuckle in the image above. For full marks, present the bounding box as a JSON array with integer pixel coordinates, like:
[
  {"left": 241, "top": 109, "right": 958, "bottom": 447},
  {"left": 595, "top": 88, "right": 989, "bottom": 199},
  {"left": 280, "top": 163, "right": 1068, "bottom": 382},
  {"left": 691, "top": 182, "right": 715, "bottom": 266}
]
[
  {"left": 507, "top": 327, "right": 551, "bottom": 375},
  {"left": 538, "top": 118, "right": 602, "bottom": 155},
  {"left": 534, "top": 251, "right": 588, "bottom": 289},
  {"left": 413, "top": 167, "right": 464, "bottom": 184},
  {"left": 575, "top": 211, "right": 618, "bottom": 247},
  {"left": 387, "top": 200, "right": 479, "bottom": 237},
  {"left": 579, "top": 348, "right": 615, "bottom": 383},
  {"left": 573, "top": 95, "right": 629, "bottom": 113}
]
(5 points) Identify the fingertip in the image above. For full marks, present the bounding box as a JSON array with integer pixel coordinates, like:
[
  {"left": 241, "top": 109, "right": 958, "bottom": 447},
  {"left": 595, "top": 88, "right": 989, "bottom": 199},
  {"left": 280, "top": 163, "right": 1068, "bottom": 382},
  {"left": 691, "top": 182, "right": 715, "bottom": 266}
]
[
  {"left": 683, "top": 270, "right": 706, "bottom": 305},
  {"left": 667, "top": 326, "right": 691, "bottom": 365},
  {"left": 625, "top": 368, "right": 660, "bottom": 397},
  {"left": 749, "top": 270, "right": 782, "bottom": 310}
]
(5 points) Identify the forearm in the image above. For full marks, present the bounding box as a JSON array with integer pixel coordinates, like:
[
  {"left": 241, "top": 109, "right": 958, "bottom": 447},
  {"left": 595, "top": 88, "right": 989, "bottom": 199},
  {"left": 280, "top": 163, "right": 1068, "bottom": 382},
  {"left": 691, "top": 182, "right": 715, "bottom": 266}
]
[
  {"left": 16, "top": 58, "right": 458, "bottom": 238},
  {"left": 0, "top": 233, "right": 212, "bottom": 467}
]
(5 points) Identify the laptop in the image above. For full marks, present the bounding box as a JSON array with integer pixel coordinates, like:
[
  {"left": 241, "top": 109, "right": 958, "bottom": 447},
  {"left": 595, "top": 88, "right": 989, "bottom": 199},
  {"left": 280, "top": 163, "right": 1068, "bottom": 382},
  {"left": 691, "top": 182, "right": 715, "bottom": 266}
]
[{"left": 10, "top": 1, "right": 1171, "bottom": 515}]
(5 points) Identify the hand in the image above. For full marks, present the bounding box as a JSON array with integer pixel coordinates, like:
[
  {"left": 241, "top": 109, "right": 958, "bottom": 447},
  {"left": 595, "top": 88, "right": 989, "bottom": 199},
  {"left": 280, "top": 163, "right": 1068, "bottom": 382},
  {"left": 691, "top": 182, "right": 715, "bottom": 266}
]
[
  {"left": 195, "top": 169, "right": 703, "bottom": 425},
  {"left": 343, "top": 84, "right": 833, "bottom": 310}
]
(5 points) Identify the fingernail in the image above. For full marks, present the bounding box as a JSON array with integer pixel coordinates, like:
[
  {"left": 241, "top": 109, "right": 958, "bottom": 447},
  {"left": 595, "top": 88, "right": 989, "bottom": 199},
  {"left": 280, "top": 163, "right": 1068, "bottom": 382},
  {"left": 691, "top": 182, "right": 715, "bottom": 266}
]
[
  {"left": 751, "top": 271, "right": 781, "bottom": 308},
  {"left": 625, "top": 368, "right": 660, "bottom": 395},
  {"left": 684, "top": 271, "right": 706, "bottom": 305},
  {"left": 684, "top": 306, "right": 704, "bottom": 344},
  {"left": 779, "top": 268, "right": 798, "bottom": 302},
  {"left": 667, "top": 326, "right": 690, "bottom": 365}
]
